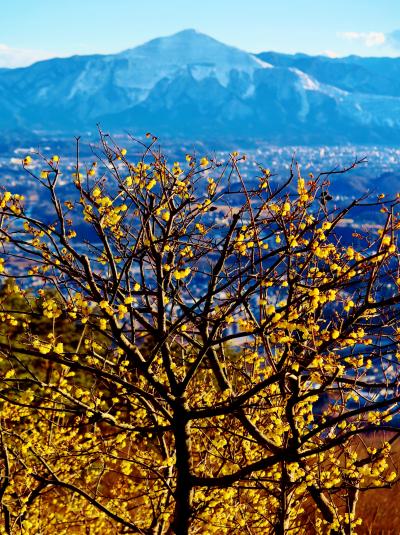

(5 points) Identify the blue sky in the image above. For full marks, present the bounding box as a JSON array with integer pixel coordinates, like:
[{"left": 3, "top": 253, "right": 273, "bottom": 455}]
[{"left": 1, "top": 0, "right": 400, "bottom": 67}]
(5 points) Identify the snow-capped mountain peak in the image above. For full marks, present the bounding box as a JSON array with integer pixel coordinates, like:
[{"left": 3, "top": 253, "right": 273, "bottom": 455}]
[
  {"left": 1, "top": 30, "right": 400, "bottom": 144},
  {"left": 115, "top": 29, "right": 272, "bottom": 90}
]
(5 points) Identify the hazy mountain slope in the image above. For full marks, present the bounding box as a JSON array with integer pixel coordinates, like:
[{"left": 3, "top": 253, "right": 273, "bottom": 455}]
[{"left": 257, "top": 51, "right": 400, "bottom": 97}]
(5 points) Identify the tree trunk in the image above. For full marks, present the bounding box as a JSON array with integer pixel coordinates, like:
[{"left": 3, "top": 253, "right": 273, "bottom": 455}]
[
  {"left": 274, "top": 462, "right": 291, "bottom": 535},
  {"left": 345, "top": 483, "right": 359, "bottom": 535},
  {"left": 171, "top": 398, "right": 193, "bottom": 535}
]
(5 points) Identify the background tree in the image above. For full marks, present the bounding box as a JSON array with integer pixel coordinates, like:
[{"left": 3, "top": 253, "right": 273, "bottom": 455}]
[{"left": 0, "top": 134, "right": 399, "bottom": 534}]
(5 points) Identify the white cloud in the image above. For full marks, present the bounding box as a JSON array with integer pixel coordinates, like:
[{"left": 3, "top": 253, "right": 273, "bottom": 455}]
[
  {"left": 0, "top": 44, "right": 60, "bottom": 68},
  {"left": 321, "top": 50, "right": 339, "bottom": 58},
  {"left": 338, "top": 31, "right": 386, "bottom": 47}
]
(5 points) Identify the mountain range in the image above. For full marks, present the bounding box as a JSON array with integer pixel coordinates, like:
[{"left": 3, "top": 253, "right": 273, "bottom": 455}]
[{"left": 1, "top": 29, "right": 400, "bottom": 144}]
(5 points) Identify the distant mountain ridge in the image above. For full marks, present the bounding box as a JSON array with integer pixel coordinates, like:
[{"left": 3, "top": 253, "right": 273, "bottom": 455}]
[{"left": 1, "top": 29, "right": 400, "bottom": 144}]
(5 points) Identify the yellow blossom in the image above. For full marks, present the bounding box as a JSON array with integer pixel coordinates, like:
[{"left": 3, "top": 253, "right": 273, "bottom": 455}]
[{"left": 173, "top": 267, "right": 191, "bottom": 280}]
